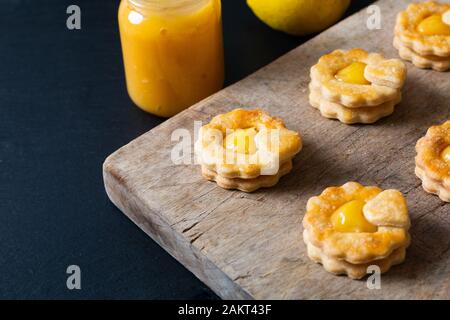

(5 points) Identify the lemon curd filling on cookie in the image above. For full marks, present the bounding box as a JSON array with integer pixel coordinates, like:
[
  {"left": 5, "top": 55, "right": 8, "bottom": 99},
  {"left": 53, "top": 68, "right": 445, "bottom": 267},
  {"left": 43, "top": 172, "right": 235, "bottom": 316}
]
[
  {"left": 441, "top": 146, "right": 450, "bottom": 163},
  {"left": 195, "top": 109, "right": 302, "bottom": 181},
  {"left": 224, "top": 128, "right": 257, "bottom": 154},
  {"left": 335, "top": 62, "right": 371, "bottom": 85},
  {"left": 417, "top": 14, "right": 450, "bottom": 36},
  {"left": 330, "top": 200, "right": 377, "bottom": 233},
  {"left": 303, "top": 182, "right": 410, "bottom": 278}
]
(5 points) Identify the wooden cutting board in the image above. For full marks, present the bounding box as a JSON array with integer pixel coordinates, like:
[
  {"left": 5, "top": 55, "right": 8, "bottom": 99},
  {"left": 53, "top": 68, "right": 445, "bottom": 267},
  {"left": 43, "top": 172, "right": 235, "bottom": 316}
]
[{"left": 103, "top": 0, "right": 450, "bottom": 299}]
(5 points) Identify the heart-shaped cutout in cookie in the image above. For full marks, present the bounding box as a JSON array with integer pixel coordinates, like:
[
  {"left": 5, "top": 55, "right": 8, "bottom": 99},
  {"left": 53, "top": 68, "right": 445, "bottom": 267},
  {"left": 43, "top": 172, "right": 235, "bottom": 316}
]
[
  {"left": 364, "top": 59, "right": 407, "bottom": 89},
  {"left": 363, "top": 190, "right": 410, "bottom": 229}
]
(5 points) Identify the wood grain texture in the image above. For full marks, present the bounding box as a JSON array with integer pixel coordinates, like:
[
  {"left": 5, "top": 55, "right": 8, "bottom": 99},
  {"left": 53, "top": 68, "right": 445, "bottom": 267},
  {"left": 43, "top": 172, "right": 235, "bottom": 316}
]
[{"left": 103, "top": 0, "right": 450, "bottom": 299}]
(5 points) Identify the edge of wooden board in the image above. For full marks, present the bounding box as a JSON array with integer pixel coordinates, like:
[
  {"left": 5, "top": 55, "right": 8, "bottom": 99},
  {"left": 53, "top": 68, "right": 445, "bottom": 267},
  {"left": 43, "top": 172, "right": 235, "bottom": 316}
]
[{"left": 103, "top": 163, "right": 253, "bottom": 299}]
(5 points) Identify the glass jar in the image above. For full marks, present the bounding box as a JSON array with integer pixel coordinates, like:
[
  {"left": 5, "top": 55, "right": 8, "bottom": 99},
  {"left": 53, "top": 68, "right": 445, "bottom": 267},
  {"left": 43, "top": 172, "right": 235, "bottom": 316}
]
[{"left": 118, "top": 0, "right": 224, "bottom": 117}]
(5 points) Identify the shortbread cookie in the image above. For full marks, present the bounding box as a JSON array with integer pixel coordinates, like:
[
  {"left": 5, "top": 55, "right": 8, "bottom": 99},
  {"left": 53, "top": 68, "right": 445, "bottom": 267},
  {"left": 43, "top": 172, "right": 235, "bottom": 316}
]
[
  {"left": 303, "top": 230, "right": 408, "bottom": 280},
  {"left": 201, "top": 160, "right": 293, "bottom": 193},
  {"left": 309, "top": 85, "right": 401, "bottom": 124},
  {"left": 195, "top": 109, "right": 302, "bottom": 179},
  {"left": 394, "top": 36, "right": 450, "bottom": 71},
  {"left": 310, "top": 48, "right": 406, "bottom": 108},
  {"left": 415, "top": 166, "right": 450, "bottom": 201},
  {"left": 415, "top": 120, "right": 450, "bottom": 202},
  {"left": 302, "top": 182, "right": 410, "bottom": 265},
  {"left": 395, "top": 1, "right": 450, "bottom": 57}
]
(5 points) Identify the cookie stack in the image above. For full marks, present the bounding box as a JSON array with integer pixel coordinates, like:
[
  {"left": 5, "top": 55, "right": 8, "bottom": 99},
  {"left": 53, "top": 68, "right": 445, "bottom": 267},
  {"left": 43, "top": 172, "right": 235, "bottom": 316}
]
[
  {"left": 309, "top": 48, "right": 406, "bottom": 124},
  {"left": 394, "top": 1, "right": 450, "bottom": 72},
  {"left": 201, "top": 159, "right": 293, "bottom": 193},
  {"left": 195, "top": 109, "right": 302, "bottom": 193},
  {"left": 415, "top": 120, "right": 450, "bottom": 202},
  {"left": 303, "top": 231, "right": 409, "bottom": 280},
  {"left": 302, "top": 182, "right": 411, "bottom": 279}
]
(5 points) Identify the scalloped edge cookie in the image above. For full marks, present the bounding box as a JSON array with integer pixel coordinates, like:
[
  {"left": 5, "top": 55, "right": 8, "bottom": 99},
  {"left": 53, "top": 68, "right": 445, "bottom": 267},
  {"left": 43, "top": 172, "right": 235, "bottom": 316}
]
[
  {"left": 310, "top": 48, "right": 405, "bottom": 108},
  {"left": 394, "top": 36, "right": 450, "bottom": 71},
  {"left": 303, "top": 182, "right": 410, "bottom": 264},
  {"left": 201, "top": 160, "right": 293, "bottom": 193},
  {"left": 304, "top": 229, "right": 408, "bottom": 280},
  {"left": 195, "top": 109, "right": 302, "bottom": 179},
  {"left": 395, "top": 1, "right": 450, "bottom": 57},
  {"left": 415, "top": 165, "right": 450, "bottom": 202},
  {"left": 309, "top": 84, "right": 401, "bottom": 124},
  {"left": 415, "top": 120, "right": 450, "bottom": 202}
]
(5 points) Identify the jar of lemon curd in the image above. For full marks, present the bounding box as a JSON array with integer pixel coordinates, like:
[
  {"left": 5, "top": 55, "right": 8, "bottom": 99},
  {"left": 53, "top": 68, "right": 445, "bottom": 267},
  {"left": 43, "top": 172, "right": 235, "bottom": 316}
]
[{"left": 118, "top": 0, "right": 224, "bottom": 117}]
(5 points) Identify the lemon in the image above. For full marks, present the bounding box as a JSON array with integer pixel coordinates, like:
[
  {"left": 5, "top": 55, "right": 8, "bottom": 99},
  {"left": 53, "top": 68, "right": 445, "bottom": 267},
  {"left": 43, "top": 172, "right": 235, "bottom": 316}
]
[{"left": 247, "top": 0, "right": 351, "bottom": 36}]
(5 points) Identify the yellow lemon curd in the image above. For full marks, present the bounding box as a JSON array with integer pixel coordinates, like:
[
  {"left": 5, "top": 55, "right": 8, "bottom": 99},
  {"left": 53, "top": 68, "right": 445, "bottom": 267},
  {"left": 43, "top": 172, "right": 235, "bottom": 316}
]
[
  {"left": 331, "top": 200, "right": 377, "bottom": 233},
  {"left": 335, "top": 62, "right": 371, "bottom": 85},
  {"left": 441, "top": 146, "right": 450, "bottom": 163},
  {"left": 224, "top": 128, "right": 258, "bottom": 154},
  {"left": 418, "top": 14, "right": 450, "bottom": 36},
  {"left": 118, "top": 0, "right": 224, "bottom": 117}
]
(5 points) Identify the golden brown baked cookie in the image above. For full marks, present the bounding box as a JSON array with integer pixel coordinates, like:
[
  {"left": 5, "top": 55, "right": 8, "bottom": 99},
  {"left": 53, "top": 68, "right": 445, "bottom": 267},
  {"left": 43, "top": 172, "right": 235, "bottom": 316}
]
[
  {"left": 308, "top": 49, "right": 406, "bottom": 124},
  {"left": 309, "top": 84, "right": 402, "bottom": 124},
  {"left": 303, "top": 230, "right": 408, "bottom": 279},
  {"left": 310, "top": 48, "right": 406, "bottom": 108},
  {"left": 195, "top": 108, "right": 302, "bottom": 179},
  {"left": 195, "top": 109, "right": 302, "bottom": 192},
  {"left": 302, "top": 182, "right": 410, "bottom": 279},
  {"left": 415, "top": 120, "right": 450, "bottom": 202},
  {"left": 201, "top": 160, "right": 293, "bottom": 193},
  {"left": 394, "top": 36, "right": 450, "bottom": 71},
  {"left": 395, "top": 1, "right": 450, "bottom": 57},
  {"left": 394, "top": 1, "right": 450, "bottom": 71}
]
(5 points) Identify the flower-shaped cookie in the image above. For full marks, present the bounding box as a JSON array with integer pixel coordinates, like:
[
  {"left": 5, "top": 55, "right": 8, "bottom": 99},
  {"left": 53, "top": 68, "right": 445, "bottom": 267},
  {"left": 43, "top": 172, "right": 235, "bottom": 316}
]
[
  {"left": 303, "top": 182, "right": 410, "bottom": 265},
  {"left": 201, "top": 160, "right": 293, "bottom": 193},
  {"left": 309, "top": 84, "right": 402, "bottom": 124},
  {"left": 394, "top": 36, "right": 450, "bottom": 71},
  {"left": 395, "top": 1, "right": 450, "bottom": 57},
  {"left": 310, "top": 48, "right": 407, "bottom": 108},
  {"left": 415, "top": 120, "right": 450, "bottom": 202},
  {"left": 195, "top": 109, "right": 302, "bottom": 179},
  {"left": 303, "top": 230, "right": 408, "bottom": 279}
]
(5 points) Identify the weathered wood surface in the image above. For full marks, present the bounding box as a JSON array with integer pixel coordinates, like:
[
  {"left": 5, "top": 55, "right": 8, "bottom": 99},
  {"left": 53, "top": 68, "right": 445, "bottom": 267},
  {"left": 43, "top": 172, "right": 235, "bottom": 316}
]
[{"left": 103, "top": 0, "right": 450, "bottom": 299}]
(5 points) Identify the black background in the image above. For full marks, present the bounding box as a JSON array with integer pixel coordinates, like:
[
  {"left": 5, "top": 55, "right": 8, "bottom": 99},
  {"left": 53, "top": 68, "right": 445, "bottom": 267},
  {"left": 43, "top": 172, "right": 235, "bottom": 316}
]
[{"left": 1, "top": 0, "right": 373, "bottom": 299}]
